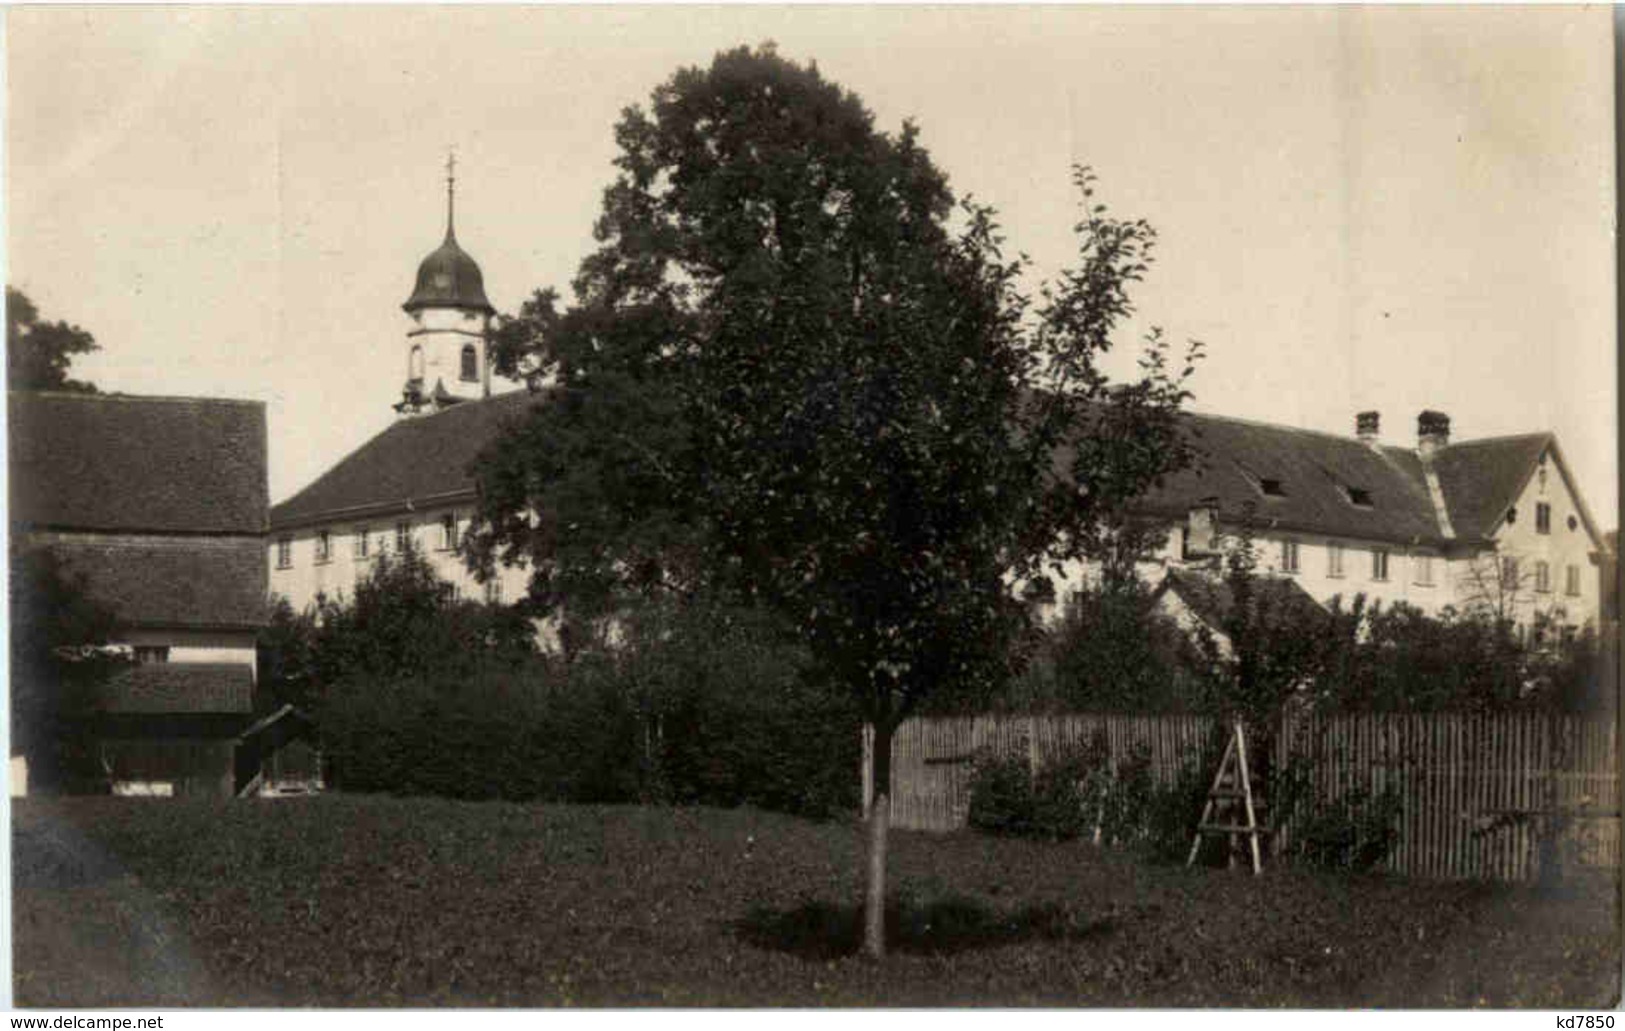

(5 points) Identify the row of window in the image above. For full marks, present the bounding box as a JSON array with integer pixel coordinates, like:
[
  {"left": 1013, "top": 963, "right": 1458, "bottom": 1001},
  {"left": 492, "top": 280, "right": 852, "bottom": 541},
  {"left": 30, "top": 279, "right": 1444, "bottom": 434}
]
[
  {"left": 1285, "top": 540, "right": 1416, "bottom": 584},
  {"left": 277, "top": 515, "right": 463, "bottom": 569},
  {"left": 1501, "top": 557, "right": 1584, "bottom": 597},
  {"left": 1277, "top": 538, "right": 1584, "bottom": 597}
]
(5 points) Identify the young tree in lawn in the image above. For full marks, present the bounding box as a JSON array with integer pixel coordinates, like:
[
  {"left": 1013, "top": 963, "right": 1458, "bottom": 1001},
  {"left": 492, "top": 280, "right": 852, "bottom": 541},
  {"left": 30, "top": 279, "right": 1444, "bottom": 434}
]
[
  {"left": 466, "top": 46, "right": 1196, "bottom": 957},
  {"left": 7, "top": 287, "right": 101, "bottom": 393}
]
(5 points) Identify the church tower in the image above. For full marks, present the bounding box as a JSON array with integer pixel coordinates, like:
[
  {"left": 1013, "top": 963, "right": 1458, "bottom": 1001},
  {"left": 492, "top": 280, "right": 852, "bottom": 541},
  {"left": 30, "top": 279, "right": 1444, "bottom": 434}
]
[{"left": 396, "top": 153, "right": 495, "bottom": 416}]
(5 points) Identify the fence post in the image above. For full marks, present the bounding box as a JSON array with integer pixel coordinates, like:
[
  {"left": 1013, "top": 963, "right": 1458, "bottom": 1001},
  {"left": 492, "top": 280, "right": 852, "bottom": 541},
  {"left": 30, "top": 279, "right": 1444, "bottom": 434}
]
[{"left": 861, "top": 723, "right": 873, "bottom": 821}]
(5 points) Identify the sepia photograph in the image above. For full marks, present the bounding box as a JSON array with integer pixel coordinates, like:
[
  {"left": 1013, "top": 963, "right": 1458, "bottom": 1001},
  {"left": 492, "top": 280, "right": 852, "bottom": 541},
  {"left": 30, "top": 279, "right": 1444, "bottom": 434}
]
[{"left": 5, "top": 4, "right": 1619, "bottom": 1010}]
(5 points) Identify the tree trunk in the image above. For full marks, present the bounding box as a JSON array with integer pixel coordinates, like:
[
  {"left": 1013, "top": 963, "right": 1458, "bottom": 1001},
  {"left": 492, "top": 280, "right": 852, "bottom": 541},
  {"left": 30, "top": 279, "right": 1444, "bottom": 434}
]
[{"left": 864, "top": 719, "right": 893, "bottom": 959}]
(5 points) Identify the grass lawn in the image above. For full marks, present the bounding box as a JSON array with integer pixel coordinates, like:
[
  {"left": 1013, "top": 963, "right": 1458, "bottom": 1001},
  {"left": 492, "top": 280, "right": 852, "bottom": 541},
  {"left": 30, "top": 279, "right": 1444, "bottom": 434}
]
[{"left": 12, "top": 795, "right": 1620, "bottom": 1007}]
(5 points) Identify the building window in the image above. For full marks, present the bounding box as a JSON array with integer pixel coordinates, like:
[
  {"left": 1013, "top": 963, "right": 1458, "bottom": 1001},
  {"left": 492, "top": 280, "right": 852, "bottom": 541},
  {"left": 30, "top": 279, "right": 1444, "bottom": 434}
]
[
  {"left": 1371, "top": 548, "right": 1389, "bottom": 582},
  {"left": 460, "top": 344, "right": 478, "bottom": 382},
  {"left": 484, "top": 579, "right": 503, "bottom": 605},
  {"left": 437, "top": 583, "right": 459, "bottom": 606},
  {"left": 1501, "top": 556, "right": 1519, "bottom": 587},
  {"left": 1536, "top": 502, "right": 1551, "bottom": 535},
  {"left": 396, "top": 521, "right": 412, "bottom": 554},
  {"left": 440, "top": 513, "right": 460, "bottom": 552},
  {"left": 1566, "top": 564, "right": 1582, "bottom": 597},
  {"left": 409, "top": 344, "right": 425, "bottom": 380},
  {"left": 314, "top": 530, "right": 332, "bottom": 564},
  {"left": 1535, "top": 560, "right": 1551, "bottom": 593},
  {"left": 1280, "top": 539, "right": 1300, "bottom": 574},
  {"left": 1346, "top": 486, "right": 1372, "bottom": 507},
  {"left": 133, "top": 645, "right": 170, "bottom": 665},
  {"left": 1413, "top": 554, "right": 1434, "bottom": 586},
  {"left": 1260, "top": 478, "right": 1286, "bottom": 498},
  {"left": 1327, "top": 542, "right": 1345, "bottom": 578},
  {"left": 354, "top": 526, "right": 369, "bottom": 559},
  {"left": 275, "top": 536, "right": 292, "bottom": 569}
]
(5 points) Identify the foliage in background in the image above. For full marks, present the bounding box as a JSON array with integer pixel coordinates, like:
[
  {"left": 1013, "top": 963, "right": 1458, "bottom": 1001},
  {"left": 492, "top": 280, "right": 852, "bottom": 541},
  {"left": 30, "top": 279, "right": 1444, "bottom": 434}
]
[
  {"left": 8, "top": 543, "right": 130, "bottom": 789},
  {"left": 966, "top": 730, "right": 1214, "bottom": 862},
  {"left": 263, "top": 555, "right": 857, "bottom": 817},
  {"left": 1012, "top": 580, "right": 1204, "bottom": 713},
  {"left": 6, "top": 287, "right": 100, "bottom": 393}
]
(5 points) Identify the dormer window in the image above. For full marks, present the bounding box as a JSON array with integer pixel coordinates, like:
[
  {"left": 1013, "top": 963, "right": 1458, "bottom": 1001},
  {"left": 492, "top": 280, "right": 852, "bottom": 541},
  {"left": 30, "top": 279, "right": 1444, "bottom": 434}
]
[
  {"left": 1346, "top": 487, "right": 1372, "bottom": 507},
  {"left": 1259, "top": 478, "right": 1286, "bottom": 498},
  {"left": 460, "top": 344, "right": 478, "bottom": 382}
]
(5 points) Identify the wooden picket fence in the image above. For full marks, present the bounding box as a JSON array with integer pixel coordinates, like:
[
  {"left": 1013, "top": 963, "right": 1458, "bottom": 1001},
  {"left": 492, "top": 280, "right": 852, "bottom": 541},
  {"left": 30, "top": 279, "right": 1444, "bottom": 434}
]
[{"left": 863, "top": 710, "right": 1619, "bottom": 881}]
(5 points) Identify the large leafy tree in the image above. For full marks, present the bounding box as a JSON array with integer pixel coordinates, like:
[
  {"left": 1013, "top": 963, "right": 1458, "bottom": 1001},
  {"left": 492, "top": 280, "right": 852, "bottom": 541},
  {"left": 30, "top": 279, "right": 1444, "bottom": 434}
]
[
  {"left": 7, "top": 287, "right": 100, "bottom": 393},
  {"left": 469, "top": 45, "right": 1196, "bottom": 957}
]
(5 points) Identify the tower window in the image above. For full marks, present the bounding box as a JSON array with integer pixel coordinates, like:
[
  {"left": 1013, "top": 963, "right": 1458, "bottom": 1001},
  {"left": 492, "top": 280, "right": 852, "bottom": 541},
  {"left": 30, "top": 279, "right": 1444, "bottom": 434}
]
[
  {"left": 460, "top": 343, "right": 478, "bottom": 382},
  {"left": 409, "top": 344, "right": 425, "bottom": 381}
]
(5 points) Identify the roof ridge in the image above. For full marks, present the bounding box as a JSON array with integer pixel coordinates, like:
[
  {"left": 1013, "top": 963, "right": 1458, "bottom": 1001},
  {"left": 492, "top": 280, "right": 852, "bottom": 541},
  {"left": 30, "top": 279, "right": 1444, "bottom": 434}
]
[
  {"left": 9, "top": 390, "right": 264, "bottom": 408},
  {"left": 1437, "top": 431, "right": 1553, "bottom": 450}
]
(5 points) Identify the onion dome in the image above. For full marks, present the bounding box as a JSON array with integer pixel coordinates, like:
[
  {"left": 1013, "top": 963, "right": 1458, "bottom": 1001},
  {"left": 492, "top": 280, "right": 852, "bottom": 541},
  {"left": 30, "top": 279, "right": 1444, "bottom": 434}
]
[{"left": 403, "top": 157, "right": 495, "bottom": 315}]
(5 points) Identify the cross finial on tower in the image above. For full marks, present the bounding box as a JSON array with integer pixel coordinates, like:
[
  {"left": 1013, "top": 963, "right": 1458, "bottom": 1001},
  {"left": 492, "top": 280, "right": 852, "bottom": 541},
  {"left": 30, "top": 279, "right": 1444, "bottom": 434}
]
[{"left": 444, "top": 147, "right": 458, "bottom": 242}]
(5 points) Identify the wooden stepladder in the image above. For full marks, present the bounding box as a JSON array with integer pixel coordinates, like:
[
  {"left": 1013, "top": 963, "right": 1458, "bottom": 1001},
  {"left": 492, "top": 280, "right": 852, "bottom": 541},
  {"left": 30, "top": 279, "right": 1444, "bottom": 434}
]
[{"left": 1187, "top": 719, "right": 1265, "bottom": 875}]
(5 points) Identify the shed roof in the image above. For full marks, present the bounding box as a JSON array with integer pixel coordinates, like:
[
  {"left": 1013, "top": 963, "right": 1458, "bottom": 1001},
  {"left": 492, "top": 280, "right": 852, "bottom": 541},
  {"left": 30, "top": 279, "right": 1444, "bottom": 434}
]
[
  {"left": 9, "top": 392, "right": 267, "bottom": 535},
  {"left": 46, "top": 536, "right": 267, "bottom": 630},
  {"left": 1152, "top": 566, "right": 1325, "bottom": 633},
  {"left": 95, "top": 663, "right": 254, "bottom": 715}
]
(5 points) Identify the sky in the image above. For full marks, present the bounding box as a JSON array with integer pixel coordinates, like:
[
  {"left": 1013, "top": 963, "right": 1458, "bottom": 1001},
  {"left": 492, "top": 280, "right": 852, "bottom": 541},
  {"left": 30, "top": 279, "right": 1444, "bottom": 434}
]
[{"left": 6, "top": 6, "right": 1617, "bottom": 524}]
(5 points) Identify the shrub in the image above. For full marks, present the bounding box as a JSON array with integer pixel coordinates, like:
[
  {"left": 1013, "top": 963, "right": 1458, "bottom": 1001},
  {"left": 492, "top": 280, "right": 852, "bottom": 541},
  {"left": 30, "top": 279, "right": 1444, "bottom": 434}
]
[
  {"left": 966, "top": 748, "right": 1038, "bottom": 838},
  {"left": 315, "top": 596, "right": 859, "bottom": 819},
  {"left": 1273, "top": 758, "right": 1403, "bottom": 872},
  {"left": 968, "top": 732, "right": 1215, "bottom": 858}
]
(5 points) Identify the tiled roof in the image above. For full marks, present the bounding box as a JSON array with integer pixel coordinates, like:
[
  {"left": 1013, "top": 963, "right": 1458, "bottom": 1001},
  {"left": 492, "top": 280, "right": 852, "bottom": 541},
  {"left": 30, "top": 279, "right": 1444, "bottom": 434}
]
[
  {"left": 94, "top": 663, "right": 253, "bottom": 715},
  {"left": 1130, "top": 413, "right": 1444, "bottom": 545},
  {"left": 42, "top": 535, "right": 267, "bottom": 629},
  {"left": 273, "top": 391, "right": 1581, "bottom": 557},
  {"left": 1154, "top": 567, "right": 1325, "bottom": 632},
  {"left": 9, "top": 392, "right": 267, "bottom": 534},
  {"left": 271, "top": 389, "right": 545, "bottom": 527},
  {"left": 1427, "top": 433, "right": 1552, "bottom": 542}
]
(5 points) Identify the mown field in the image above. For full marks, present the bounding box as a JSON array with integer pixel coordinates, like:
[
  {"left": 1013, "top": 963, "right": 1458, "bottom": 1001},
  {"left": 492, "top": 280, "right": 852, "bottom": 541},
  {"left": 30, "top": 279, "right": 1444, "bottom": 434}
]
[{"left": 12, "top": 795, "right": 1620, "bottom": 1007}]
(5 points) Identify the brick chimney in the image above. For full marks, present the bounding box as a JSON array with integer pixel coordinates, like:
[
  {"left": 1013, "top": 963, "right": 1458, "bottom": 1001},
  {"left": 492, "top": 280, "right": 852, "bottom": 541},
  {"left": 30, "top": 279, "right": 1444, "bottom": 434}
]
[
  {"left": 1356, "top": 410, "right": 1380, "bottom": 445},
  {"left": 1417, "top": 410, "right": 1451, "bottom": 459}
]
